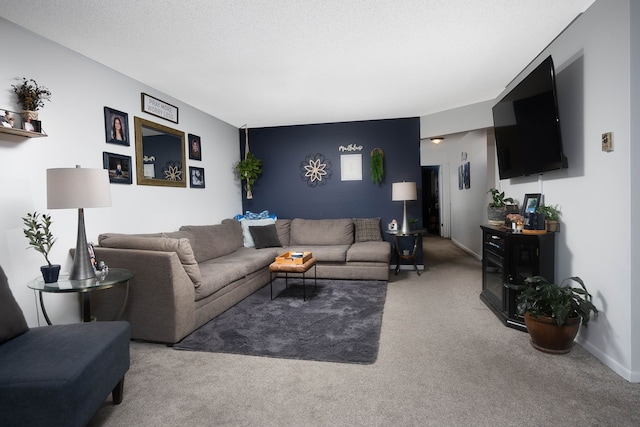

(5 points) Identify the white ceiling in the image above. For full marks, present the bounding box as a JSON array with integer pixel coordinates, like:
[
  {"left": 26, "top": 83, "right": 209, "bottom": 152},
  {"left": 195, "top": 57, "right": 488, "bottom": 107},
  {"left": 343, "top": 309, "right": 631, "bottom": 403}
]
[{"left": 0, "top": 0, "right": 594, "bottom": 128}]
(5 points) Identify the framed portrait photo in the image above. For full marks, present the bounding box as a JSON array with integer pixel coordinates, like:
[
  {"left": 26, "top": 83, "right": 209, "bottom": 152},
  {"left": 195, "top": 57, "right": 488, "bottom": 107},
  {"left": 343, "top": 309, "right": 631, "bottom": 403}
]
[
  {"left": 522, "top": 193, "right": 542, "bottom": 215},
  {"left": 188, "top": 133, "right": 201, "bottom": 160},
  {"left": 189, "top": 166, "right": 205, "bottom": 188},
  {"left": 103, "top": 152, "right": 133, "bottom": 184},
  {"left": 104, "top": 107, "right": 129, "bottom": 146}
]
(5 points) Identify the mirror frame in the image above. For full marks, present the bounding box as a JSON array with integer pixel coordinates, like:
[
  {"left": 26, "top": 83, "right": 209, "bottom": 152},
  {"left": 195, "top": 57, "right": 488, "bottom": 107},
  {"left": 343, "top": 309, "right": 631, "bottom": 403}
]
[{"left": 134, "top": 116, "right": 186, "bottom": 187}]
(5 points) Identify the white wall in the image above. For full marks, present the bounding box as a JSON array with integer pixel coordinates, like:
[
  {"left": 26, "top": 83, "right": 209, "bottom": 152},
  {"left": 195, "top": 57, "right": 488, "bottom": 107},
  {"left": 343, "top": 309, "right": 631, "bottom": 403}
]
[
  {"left": 0, "top": 19, "right": 242, "bottom": 326},
  {"left": 420, "top": 0, "right": 639, "bottom": 381},
  {"left": 420, "top": 129, "right": 487, "bottom": 258}
]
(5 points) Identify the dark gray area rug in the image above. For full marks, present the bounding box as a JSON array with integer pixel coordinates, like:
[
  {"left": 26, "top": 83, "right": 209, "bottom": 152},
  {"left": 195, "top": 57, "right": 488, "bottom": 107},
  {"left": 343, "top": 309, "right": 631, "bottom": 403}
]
[{"left": 173, "top": 279, "right": 387, "bottom": 364}]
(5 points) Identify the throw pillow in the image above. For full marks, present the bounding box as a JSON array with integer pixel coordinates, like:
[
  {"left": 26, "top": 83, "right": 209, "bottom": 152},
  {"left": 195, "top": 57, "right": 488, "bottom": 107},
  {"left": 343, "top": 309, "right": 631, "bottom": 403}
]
[
  {"left": 240, "top": 218, "right": 276, "bottom": 247},
  {"left": 353, "top": 217, "right": 383, "bottom": 242},
  {"left": 0, "top": 265, "right": 29, "bottom": 344},
  {"left": 248, "top": 224, "right": 282, "bottom": 249}
]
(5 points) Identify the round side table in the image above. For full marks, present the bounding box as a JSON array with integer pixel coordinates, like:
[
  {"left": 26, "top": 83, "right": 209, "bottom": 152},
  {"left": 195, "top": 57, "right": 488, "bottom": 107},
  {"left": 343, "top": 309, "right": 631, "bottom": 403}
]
[{"left": 27, "top": 268, "right": 135, "bottom": 324}]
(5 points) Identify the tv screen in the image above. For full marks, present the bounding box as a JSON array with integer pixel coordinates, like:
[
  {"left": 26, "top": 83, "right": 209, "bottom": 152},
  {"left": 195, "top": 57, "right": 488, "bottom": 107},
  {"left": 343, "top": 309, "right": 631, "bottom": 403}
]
[{"left": 492, "top": 56, "right": 567, "bottom": 179}]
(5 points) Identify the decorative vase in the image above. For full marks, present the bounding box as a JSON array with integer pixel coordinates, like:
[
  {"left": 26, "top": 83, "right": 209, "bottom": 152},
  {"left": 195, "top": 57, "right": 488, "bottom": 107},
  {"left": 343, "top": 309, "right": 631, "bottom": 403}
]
[
  {"left": 41, "top": 264, "right": 61, "bottom": 284},
  {"left": 524, "top": 312, "right": 580, "bottom": 354},
  {"left": 21, "top": 110, "right": 38, "bottom": 121},
  {"left": 546, "top": 220, "right": 560, "bottom": 232}
]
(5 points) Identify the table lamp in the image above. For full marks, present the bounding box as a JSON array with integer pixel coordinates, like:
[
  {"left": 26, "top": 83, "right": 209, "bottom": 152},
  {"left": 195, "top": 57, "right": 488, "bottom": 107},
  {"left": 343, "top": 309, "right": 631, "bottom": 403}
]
[
  {"left": 392, "top": 181, "right": 417, "bottom": 234},
  {"left": 47, "top": 166, "right": 112, "bottom": 281}
]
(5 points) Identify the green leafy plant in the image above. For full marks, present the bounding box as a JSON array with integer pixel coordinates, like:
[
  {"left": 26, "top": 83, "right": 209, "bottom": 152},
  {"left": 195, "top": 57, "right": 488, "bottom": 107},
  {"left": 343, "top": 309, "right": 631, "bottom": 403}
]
[
  {"left": 537, "top": 204, "right": 562, "bottom": 221},
  {"left": 506, "top": 276, "right": 598, "bottom": 327},
  {"left": 487, "top": 188, "right": 514, "bottom": 207},
  {"left": 370, "top": 148, "right": 384, "bottom": 184},
  {"left": 11, "top": 78, "right": 52, "bottom": 111},
  {"left": 22, "top": 211, "right": 56, "bottom": 266},
  {"left": 235, "top": 152, "right": 262, "bottom": 199}
]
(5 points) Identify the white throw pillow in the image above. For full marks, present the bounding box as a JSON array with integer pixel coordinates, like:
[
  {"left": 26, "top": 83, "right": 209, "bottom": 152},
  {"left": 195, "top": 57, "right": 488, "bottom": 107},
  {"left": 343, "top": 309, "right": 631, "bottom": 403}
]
[{"left": 240, "top": 218, "right": 276, "bottom": 247}]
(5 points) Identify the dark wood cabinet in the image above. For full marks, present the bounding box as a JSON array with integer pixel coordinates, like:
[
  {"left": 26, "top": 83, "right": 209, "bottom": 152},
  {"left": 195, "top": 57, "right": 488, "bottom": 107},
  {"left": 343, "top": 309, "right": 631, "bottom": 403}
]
[{"left": 480, "top": 225, "right": 555, "bottom": 331}]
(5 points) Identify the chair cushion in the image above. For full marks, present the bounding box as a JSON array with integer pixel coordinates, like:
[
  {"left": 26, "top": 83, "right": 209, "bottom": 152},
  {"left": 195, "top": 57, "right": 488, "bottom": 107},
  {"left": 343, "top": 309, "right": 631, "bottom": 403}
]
[{"left": 0, "top": 265, "right": 29, "bottom": 344}]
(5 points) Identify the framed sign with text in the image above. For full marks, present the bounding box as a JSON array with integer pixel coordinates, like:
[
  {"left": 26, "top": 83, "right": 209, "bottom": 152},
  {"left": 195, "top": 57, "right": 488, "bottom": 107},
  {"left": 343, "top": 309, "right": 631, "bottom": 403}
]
[{"left": 141, "top": 93, "right": 179, "bottom": 124}]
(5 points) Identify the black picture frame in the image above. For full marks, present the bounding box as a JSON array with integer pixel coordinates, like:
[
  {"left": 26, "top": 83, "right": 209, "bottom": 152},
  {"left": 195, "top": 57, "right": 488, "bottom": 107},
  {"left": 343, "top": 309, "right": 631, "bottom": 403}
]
[
  {"left": 189, "top": 166, "right": 205, "bottom": 188},
  {"left": 103, "top": 152, "right": 133, "bottom": 184},
  {"left": 188, "top": 133, "right": 201, "bottom": 160},
  {"left": 104, "top": 107, "right": 130, "bottom": 146},
  {"left": 522, "top": 193, "right": 542, "bottom": 215}
]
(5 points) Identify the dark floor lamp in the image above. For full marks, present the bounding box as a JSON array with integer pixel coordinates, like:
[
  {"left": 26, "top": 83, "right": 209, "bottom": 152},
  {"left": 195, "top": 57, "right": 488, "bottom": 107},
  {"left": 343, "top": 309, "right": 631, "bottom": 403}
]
[{"left": 47, "top": 166, "right": 112, "bottom": 281}]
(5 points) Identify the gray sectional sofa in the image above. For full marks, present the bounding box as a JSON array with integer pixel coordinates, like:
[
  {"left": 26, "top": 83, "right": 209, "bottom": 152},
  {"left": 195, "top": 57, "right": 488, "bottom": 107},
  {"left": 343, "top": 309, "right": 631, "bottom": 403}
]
[{"left": 91, "top": 218, "right": 390, "bottom": 344}]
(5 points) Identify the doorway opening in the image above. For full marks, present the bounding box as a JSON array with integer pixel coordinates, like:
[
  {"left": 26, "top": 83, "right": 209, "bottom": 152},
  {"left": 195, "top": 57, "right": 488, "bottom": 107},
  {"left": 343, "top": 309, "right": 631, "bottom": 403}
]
[{"left": 422, "top": 166, "right": 440, "bottom": 235}]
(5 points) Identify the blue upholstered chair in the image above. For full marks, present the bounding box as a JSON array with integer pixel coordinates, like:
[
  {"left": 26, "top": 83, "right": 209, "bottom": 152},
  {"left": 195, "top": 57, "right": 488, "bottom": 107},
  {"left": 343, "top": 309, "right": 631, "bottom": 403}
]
[{"left": 0, "top": 265, "right": 130, "bottom": 427}]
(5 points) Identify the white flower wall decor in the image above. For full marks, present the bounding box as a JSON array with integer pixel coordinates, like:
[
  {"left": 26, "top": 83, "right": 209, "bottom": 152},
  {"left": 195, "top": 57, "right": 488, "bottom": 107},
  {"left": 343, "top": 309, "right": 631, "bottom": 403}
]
[{"left": 300, "top": 153, "right": 332, "bottom": 187}]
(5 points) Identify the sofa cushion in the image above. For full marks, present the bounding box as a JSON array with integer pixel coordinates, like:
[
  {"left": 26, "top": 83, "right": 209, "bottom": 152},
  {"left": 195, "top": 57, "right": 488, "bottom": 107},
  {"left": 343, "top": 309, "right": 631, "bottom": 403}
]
[
  {"left": 249, "top": 224, "right": 282, "bottom": 249},
  {"left": 97, "top": 234, "right": 202, "bottom": 287},
  {"left": 275, "top": 219, "right": 291, "bottom": 246},
  {"left": 285, "top": 245, "right": 350, "bottom": 262},
  {"left": 353, "top": 217, "right": 383, "bottom": 242},
  {"left": 179, "top": 220, "right": 243, "bottom": 262},
  {"left": 0, "top": 266, "right": 29, "bottom": 344},
  {"left": 239, "top": 218, "right": 276, "bottom": 247},
  {"left": 196, "top": 261, "right": 249, "bottom": 300},
  {"left": 347, "top": 241, "right": 391, "bottom": 263},
  {"left": 289, "top": 218, "right": 354, "bottom": 246}
]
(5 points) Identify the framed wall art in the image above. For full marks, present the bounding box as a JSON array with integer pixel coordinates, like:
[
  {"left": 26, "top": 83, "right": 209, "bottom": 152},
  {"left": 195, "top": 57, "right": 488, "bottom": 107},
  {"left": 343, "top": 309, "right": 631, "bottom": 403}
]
[
  {"left": 141, "top": 93, "right": 178, "bottom": 124},
  {"left": 103, "top": 152, "right": 132, "bottom": 184},
  {"left": 104, "top": 107, "right": 129, "bottom": 146},
  {"left": 188, "top": 133, "right": 201, "bottom": 160},
  {"left": 189, "top": 166, "right": 205, "bottom": 188}
]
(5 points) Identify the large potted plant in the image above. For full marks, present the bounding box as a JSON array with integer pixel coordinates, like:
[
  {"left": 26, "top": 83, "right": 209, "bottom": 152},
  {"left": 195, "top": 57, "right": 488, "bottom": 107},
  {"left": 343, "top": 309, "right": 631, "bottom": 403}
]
[
  {"left": 23, "top": 211, "right": 60, "bottom": 283},
  {"left": 11, "top": 77, "right": 52, "bottom": 121},
  {"left": 487, "top": 188, "right": 518, "bottom": 226},
  {"left": 235, "top": 152, "right": 262, "bottom": 199},
  {"left": 538, "top": 204, "right": 562, "bottom": 232},
  {"left": 506, "top": 275, "right": 598, "bottom": 354}
]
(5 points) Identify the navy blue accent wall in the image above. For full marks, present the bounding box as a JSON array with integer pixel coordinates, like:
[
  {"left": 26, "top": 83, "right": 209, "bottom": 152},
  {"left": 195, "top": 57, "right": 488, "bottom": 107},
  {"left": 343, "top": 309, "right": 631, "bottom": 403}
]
[{"left": 238, "top": 117, "right": 423, "bottom": 262}]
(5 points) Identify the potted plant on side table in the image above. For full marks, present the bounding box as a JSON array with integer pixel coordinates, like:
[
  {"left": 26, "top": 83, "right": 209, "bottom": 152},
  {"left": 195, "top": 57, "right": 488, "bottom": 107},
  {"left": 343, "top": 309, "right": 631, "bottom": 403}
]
[
  {"left": 538, "top": 204, "right": 562, "bottom": 232},
  {"left": 506, "top": 275, "right": 599, "bottom": 354},
  {"left": 23, "top": 211, "right": 59, "bottom": 283},
  {"left": 487, "top": 188, "right": 518, "bottom": 226}
]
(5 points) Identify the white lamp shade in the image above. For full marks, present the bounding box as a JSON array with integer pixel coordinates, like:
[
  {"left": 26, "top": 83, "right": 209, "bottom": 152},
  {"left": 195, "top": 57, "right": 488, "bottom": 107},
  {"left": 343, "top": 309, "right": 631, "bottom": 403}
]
[
  {"left": 47, "top": 168, "right": 112, "bottom": 209},
  {"left": 392, "top": 181, "right": 417, "bottom": 201}
]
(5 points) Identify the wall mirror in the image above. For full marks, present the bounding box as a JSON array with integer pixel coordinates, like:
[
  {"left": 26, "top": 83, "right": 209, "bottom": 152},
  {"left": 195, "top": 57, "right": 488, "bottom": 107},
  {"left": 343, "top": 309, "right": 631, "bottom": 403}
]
[{"left": 134, "top": 116, "right": 186, "bottom": 187}]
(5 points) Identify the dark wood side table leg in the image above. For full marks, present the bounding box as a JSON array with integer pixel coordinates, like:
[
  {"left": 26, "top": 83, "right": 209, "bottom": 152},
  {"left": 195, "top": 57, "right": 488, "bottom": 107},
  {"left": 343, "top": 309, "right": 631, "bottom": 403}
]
[
  {"left": 413, "top": 234, "right": 421, "bottom": 276},
  {"left": 393, "top": 235, "right": 401, "bottom": 275},
  {"left": 38, "top": 291, "right": 53, "bottom": 325},
  {"left": 82, "top": 293, "right": 92, "bottom": 322}
]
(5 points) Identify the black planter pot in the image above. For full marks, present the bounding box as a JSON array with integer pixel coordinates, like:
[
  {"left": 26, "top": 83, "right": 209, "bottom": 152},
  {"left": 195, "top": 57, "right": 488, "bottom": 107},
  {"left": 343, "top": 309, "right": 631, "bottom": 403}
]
[{"left": 41, "top": 264, "right": 61, "bottom": 283}]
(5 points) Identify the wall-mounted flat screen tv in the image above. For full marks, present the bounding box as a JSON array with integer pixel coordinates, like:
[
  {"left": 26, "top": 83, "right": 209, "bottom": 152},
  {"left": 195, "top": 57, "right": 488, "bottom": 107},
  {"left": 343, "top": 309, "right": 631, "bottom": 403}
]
[{"left": 492, "top": 55, "right": 568, "bottom": 180}]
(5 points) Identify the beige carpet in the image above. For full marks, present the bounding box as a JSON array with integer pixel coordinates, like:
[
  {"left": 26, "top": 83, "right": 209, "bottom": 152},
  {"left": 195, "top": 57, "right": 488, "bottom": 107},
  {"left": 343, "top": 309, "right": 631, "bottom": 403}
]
[{"left": 89, "top": 235, "right": 640, "bottom": 426}]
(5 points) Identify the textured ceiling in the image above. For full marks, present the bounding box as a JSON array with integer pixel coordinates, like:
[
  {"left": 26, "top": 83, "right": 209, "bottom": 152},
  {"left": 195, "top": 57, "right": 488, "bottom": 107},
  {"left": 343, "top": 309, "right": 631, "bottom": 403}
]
[{"left": 0, "top": 0, "right": 594, "bottom": 128}]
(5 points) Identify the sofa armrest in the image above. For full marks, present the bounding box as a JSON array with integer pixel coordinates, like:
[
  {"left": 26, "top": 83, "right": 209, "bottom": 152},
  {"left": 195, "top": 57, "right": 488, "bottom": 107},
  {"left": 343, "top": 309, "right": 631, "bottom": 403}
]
[{"left": 92, "top": 247, "right": 196, "bottom": 344}]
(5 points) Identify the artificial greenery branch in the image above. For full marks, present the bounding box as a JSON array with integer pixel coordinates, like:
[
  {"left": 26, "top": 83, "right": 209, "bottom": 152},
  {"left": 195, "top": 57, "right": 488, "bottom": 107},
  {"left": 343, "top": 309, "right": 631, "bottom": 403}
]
[
  {"left": 370, "top": 149, "right": 384, "bottom": 184},
  {"left": 22, "top": 211, "right": 56, "bottom": 266},
  {"left": 487, "top": 188, "right": 514, "bottom": 207},
  {"left": 11, "top": 77, "right": 52, "bottom": 111}
]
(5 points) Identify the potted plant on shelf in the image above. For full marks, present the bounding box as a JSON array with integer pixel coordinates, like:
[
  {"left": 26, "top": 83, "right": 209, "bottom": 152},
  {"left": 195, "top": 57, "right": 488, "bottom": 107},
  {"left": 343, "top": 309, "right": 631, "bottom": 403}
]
[
  {"left": 487, "top": 188, "right": 518, "bottom": 226},
  {"left": 23, "top": 211, "right": 60, "bottom": 283},
  {"left": 538, "top": 204, "right": 562, "bottom": 232},
  {"left": 235, "top": 151, "right": 262, "bottom": 199},
  {"left": 506, "top": 275, "right": 599, "bottom": 354},
  {"left": 11, "top": 77, "right": 52, "bottom": 121}
]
